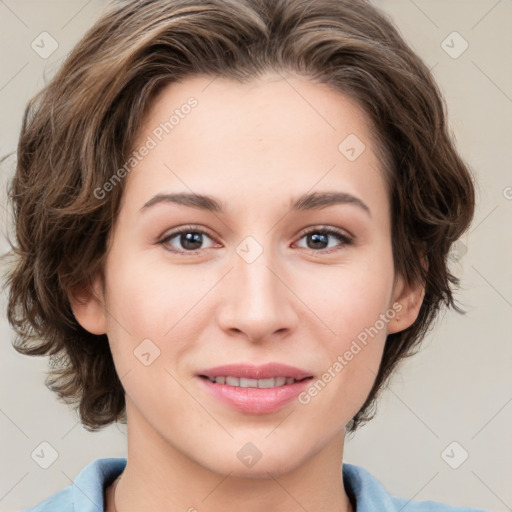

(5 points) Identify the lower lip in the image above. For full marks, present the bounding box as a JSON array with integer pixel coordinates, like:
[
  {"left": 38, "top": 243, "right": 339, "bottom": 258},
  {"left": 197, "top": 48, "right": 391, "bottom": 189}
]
[{"left": 197, "top": 376, "right": 313, "bottom": 414}]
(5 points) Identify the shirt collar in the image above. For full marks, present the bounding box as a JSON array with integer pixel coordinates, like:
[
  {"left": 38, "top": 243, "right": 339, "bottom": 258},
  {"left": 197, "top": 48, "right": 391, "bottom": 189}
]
[
  {"left": 72, "top": 457, "right": 126, "bottom": 512},
  {"left": 71, "top": 458, "right": 397, "bottom": 512},
  {"left": 343, "top": 462, "right": 398, "bottom": 511}
]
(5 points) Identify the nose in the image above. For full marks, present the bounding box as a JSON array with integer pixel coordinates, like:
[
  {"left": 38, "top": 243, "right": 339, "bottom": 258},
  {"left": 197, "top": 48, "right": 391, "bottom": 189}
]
[{"left": 216, "top": 240, "right": 299, "bottom": 343}]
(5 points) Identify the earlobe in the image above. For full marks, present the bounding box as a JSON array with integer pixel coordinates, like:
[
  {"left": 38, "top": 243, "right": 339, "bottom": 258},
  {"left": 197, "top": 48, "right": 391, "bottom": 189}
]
[{"left": 67, "top": 273, "right": 108, "bottom": 335}]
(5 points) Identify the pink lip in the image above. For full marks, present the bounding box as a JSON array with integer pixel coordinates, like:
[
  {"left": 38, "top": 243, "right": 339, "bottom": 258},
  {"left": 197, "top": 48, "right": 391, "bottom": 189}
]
[
  {"left": 197, "top": 377, "right": 313, "bottom": 414},
  {"left": 196, "top": 362, "right": 313, "bottom": 380},
  {"left": 196, "top": 363, "right": 314, "bottom": 414}
]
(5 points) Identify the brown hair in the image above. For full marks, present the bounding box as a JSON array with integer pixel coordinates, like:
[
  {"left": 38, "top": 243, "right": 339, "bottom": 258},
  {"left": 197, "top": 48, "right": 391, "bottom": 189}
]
[{"left": 2, "top": 0, "right": 476, "bottom": 433}]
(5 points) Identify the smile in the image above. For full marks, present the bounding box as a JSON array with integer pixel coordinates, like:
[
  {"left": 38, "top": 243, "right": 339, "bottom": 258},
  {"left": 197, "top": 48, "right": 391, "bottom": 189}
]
[{"left": 200, "top": 375, "right": 310, "bottom": 388}]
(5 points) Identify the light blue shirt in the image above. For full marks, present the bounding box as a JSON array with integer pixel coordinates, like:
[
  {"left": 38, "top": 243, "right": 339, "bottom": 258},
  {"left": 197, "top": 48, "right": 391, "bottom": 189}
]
[{"left": 21, "top": 457, "right": 490, "bottom": 512}]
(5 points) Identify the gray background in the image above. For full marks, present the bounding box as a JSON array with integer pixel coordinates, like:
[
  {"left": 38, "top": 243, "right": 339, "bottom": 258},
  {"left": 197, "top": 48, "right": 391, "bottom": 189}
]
[{"left": 0, "top": 1, "right": 511, "bottom": 511}]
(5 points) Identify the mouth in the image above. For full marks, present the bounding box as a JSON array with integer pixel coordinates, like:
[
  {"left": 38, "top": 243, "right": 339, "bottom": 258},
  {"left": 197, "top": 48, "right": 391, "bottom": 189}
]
[
  {"left": 198, "top": 375, "right": 313, "bottom": 388},
  {"left": 196, "top": 362, "right": 314, "bottom": 381},
  {"left": 195, "top": 363, "right": 315, "bottom": 414}
]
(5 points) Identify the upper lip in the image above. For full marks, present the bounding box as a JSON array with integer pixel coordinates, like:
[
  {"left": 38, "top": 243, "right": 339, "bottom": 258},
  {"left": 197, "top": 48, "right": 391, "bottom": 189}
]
[{"left": 197, "top": 363, "right": 314, "bottom": 380}]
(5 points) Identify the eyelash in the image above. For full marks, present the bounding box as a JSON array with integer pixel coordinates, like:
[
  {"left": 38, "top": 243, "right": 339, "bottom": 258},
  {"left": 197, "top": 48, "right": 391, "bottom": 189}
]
[{"left": 158, "top": 224, "right": 354, "bottom": 256}]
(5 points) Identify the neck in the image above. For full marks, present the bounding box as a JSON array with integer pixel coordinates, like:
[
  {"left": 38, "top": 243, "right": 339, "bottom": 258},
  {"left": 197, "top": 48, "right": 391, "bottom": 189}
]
[{"left": 106, "top": 402, "right": 354, "bottom": 512}]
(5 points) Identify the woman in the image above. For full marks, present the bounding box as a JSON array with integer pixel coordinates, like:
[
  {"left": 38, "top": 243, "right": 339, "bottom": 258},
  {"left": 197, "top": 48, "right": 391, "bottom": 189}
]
[{"left": 4, "top": 0, "right": 488, "bottom": 510}]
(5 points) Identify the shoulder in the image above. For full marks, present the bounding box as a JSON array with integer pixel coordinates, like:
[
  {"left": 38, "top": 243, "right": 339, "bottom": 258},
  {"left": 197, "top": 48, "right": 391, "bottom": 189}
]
[
  {"left": 18, "top": 457, "right": 127, "bottom": 512},
  {"left": 390, "top": 495, "right": 490, "bottom": 512},
  {"left": 342, "top": 463, "right": 491, "bottom": 512}
]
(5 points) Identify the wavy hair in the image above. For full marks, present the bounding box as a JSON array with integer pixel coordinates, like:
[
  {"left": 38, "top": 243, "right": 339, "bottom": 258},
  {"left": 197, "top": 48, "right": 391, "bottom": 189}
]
[{"left": 2, "top": 0, "right": 476, "bottom": 432}]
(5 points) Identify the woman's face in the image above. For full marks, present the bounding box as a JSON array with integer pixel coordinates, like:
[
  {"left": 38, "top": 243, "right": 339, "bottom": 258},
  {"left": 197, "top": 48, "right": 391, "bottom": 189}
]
[{"left": 76, "top": 73, "right": 421, "bottom": 477}]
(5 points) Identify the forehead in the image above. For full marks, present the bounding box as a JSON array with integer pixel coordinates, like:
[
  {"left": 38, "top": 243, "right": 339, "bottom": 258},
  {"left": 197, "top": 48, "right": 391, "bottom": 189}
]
[{"left": 124, "top": 73, "right": 388, "bottom": 219}]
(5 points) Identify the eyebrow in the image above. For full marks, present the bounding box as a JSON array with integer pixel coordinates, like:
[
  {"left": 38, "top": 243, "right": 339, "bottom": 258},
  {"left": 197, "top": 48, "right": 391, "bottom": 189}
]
[{"left": 140, "top": 191, "right": 371, "bottom": 217}]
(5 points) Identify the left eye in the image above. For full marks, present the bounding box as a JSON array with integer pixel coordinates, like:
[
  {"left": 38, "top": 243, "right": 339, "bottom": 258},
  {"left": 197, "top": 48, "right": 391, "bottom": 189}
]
[{"left": 294, "top": 228, "right": 353, "bottom": 252}]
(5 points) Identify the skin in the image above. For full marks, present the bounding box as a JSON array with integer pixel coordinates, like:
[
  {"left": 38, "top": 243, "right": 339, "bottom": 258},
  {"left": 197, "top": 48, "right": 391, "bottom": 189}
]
[{"left": 71, "top": 72, "right": 424, "bottom": 512}]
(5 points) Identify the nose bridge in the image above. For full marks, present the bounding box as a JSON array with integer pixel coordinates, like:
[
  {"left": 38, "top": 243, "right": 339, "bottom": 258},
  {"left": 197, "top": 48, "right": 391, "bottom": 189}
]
[
  {"left": 239, "top": 248, "right": 280, "bottom": 307},
  {"left": 218, "top": 234, "right": 297, "bottom": 339}
]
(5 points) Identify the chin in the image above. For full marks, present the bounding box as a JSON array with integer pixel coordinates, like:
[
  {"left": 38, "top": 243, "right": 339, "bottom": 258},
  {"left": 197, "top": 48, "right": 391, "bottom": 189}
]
[{"left": 210, "top": 444, "right": 307, "bottom": 479}]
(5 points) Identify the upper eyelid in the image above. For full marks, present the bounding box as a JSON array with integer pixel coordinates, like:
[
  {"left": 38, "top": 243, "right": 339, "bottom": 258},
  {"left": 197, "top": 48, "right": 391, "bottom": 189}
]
[
  {"left": 162, "top": 224, "right": 351, "bottom": 238},
  {"left": 163, "top": 225, "right": 215, "bottom": 240},
  {"left": 296, "top": 225, "right": 353, "bottom": 239}
]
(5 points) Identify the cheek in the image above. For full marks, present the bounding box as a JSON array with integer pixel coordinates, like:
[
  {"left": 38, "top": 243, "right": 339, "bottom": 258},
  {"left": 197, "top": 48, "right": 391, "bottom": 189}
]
[
  {"left": 103, "top": 244, "right": 194, "bottom": 335},
  {"left": 311, "top": 251, "right": 394, "bottom": 348},
  {"left": 104, "top": 269, "right": 164, "bottom": 338},
  {"left": 102, "top": 245, "right": 211, "bottom": 376},
  {"left": 298, "top": 284, "right": 390, "bottom": 426},
  {"left": 300, "top": 246, "right": 394, "bottom": 408},
  {"left": 322, "top": 283, "right": 389, "bottom": 386}
]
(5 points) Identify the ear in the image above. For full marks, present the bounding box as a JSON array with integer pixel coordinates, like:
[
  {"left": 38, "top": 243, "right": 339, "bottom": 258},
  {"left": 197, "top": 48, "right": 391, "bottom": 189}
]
[
  {"left": 67, "top": 271, "right": 108, "bottom": 335},
  {"left": 387, "top": 256, "right": 427, "bottom": 335}
]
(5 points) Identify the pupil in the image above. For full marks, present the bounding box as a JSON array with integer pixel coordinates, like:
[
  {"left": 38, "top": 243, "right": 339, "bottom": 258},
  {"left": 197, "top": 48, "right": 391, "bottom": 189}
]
[
  {"left": 308, "top": 233, "right": 328, "bottom": 249},
  {"left": 182, "top": 232, "right": 202, "bottom": 250}
]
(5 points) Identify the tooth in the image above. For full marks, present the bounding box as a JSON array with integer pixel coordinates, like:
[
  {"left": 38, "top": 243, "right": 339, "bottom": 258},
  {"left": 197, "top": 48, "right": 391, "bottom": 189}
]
[
  {"left": 211, "top": 376, "right": 298, "bottom": 388},
  {"left": 257, "top": 378, "right": 276, "bottom": 388},
  {"left": 225, "top": 376, "right": 240, "bottom": 386},
  {"left": 239, "top": 378, "right": 258, "bottom": 388}
]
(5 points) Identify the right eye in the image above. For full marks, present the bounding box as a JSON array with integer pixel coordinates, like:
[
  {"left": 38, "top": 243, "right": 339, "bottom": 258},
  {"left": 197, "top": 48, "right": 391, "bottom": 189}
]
[{"left": 158, "top": 225, "right": 218, "bottom": 254}]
